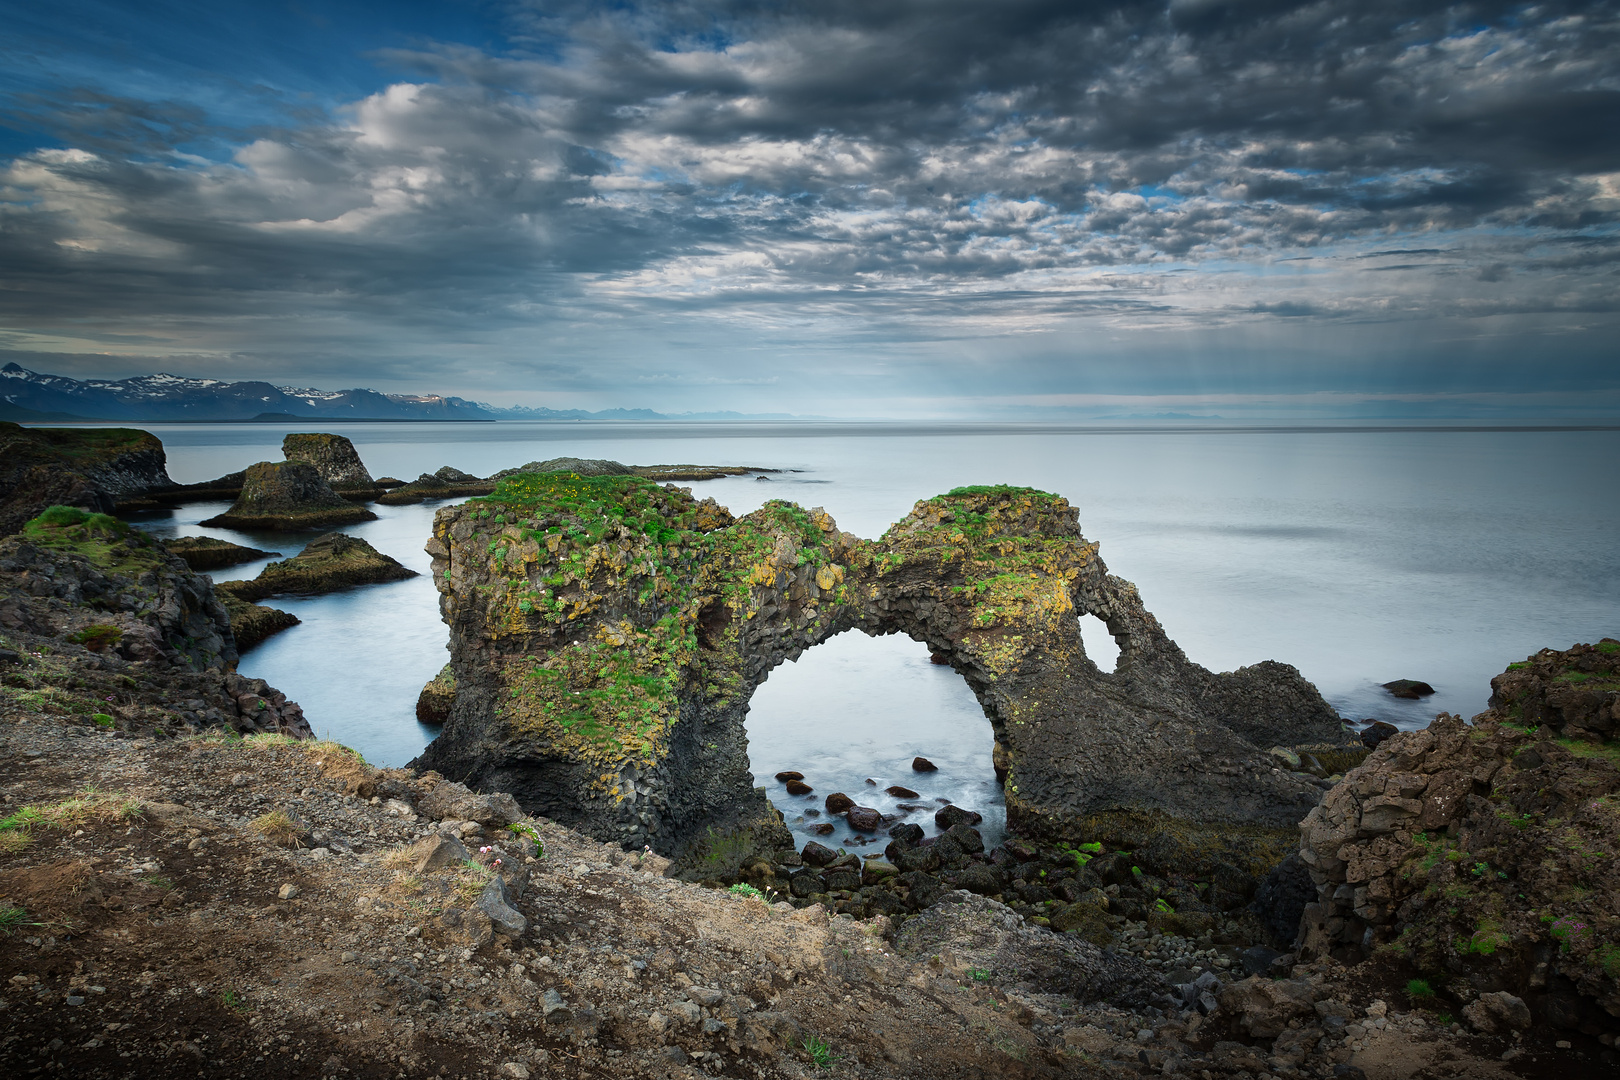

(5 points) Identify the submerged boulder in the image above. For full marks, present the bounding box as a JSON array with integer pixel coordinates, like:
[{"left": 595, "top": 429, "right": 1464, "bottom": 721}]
[
  {"left": 214, "top": 532, "right": 416, "bottom": 602},
  {"left": 414, "top": 477, "right": 1350, "bottom": 876},
  {"left": 200, "top": 460, "right": 376, "bottom": 530},
  {"left": 282, "top": 432, "right": 377, "bottom": 494}
]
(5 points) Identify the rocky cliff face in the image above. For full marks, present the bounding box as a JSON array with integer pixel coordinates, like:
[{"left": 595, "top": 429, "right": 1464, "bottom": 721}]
[
  {"left": 0, "top": 507, "right": 310, "bottom": 738},
  {"left": 0, "top": 423, "right": 175, "bottom": 536},
  {"left": 1296, "top": 640, "right": 1620, "bottom": 1035},
  {"left": 414, "top": 476, "right": 1348, "bottom": 871},
  {"left": 200, "top": 460, "right": 377, "bottom": 530},
  {"left": 282, "top": 432, "right": 376, "bottom": 493}
]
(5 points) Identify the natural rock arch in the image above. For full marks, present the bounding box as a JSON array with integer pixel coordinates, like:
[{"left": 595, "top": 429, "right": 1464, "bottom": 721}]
[{"left": 413, "top": 476, "right": 1347, "bottom": 868}]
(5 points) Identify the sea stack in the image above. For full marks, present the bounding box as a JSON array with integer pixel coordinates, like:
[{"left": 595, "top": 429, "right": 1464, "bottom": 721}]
[
  {"left": 200, "top": 460, "right": 377, "bottom": 530},
  {"left": 282, "top": 433, "right": 377, "bottom": 495}
]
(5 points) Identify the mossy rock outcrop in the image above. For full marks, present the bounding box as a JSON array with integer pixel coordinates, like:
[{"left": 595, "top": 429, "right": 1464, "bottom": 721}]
[
  {"left": 200, "top": 461, "right": 377, "bottom": 530},
  {"left": 413, "top": 475, "right": 1348, "bottom": 870},
  {"left": 416, "top": 662, "right": 457, "bottom": 725},
  {"left": 282, "top": 433, "right": 377, "bottom": 496},
  {"left": 164, "top": 536, "right": 280, "bottom": 571},
  {"left": 214, "top": 532, "right": 416, "bottom": 602},
  {"left": 1297, "top": 641, "right": 1620, "bottom": 1032},
  {"left": 0, "top": 423, "right": 176, "bottom": 536}
]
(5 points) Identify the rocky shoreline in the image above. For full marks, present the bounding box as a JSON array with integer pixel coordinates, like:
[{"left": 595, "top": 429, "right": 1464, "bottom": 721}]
[{"left": 0, "top": 428, "right": 1616, "bottom": 1077}]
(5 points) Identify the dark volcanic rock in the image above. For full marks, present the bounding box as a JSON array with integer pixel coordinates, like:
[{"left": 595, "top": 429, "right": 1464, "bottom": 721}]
[
  {"left": 800, "top": 841, "right": 838, "bottom": 867},
  {"left": 888, "top": 823, "right": 925, "bottom": 845},
  {"left": 214, "top": 532, "right": 416, "bottom": 602},
  {"left": 911, "top": 756, "right": 938, "bottom": 772},
  {"left": 774, "top": 770, "right": 804, "bottom": 782},
  {"left": 416, "top": 663, "right": 457, "bottom": 725},
  {"left": 164, "top": 536, "right": 280, "bottom": 571},
  {"left": 0, "top": 510, "right": 308, "bottom": 738},
  {"left": 845, "top": 806, "right": 883, "bottom": 832},
  {"left": 1359, "top": 719, "right": 1400, "bottom": 748},
  {"left": 784, "top": 780, "right": 812, "bottom": 795},
  {"left": 200, "top": 460, "right": 376, "bottom": 530},
  {"left": 1299, "top": 646, "right": 1620, "bottom": 1024},
  {"left": 282, "top": 433, "right": 377, "bottom": 494},
  {"left": 935, "top": 804, "right": 982, "bottom": 830},
  {"left": 884, "top": 785, "right": 919, "bottom": 799},
  {"left": 825, "top": 793, "right": 855, "bottom": 814},
  {"left": 219, "top": 592, "right": 299, "bottom": 651},
  {"left": 414, "top": 481, "right": 1347, "bottom": 875},
  {"left": 1, "top": 423, "right": 175, "bottom": 536},
  {"left": 1382, "top": 679, "right": 1436, "bottom": 699}
]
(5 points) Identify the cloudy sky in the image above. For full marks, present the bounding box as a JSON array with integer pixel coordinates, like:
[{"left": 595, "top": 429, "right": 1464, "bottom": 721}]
[{"left": 2, "top": 0, "right": 1617, "bottom": 417}]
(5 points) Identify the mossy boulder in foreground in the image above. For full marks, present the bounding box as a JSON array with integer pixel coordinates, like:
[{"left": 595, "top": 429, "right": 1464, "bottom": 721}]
[
  {"left": 414, "top": 476, "right": 1350, "bottom": 875},
  {"left": 200, "top": 460, "right": 377, "bottom": 530}
]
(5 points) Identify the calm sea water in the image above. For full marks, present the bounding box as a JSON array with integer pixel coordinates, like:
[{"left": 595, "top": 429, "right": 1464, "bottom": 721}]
[{"left": 118, "top": 421, "right": 1620, "bottom": 851}]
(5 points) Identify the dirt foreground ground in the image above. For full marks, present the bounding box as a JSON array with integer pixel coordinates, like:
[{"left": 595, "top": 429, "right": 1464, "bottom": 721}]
[{"left": 2, "top": 713, "right": 1615, "bottom": 1080}]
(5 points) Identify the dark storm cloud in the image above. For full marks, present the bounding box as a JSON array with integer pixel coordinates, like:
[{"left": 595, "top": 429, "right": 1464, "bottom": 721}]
[{"left": 0, "top": 0, "right": 1617, "bottom": 408}]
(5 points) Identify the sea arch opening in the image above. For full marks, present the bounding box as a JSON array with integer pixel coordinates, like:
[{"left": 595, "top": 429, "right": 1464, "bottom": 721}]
[{"left": 743, "top": 628, "right": 1007, "bottom": 854}]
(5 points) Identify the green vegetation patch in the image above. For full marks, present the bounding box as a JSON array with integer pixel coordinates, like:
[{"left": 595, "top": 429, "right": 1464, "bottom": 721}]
[{"left": 22, "top": 505, "right": 166, "bottom": 575}]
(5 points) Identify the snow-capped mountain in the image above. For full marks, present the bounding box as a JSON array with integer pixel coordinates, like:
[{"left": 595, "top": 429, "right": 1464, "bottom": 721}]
[{"left": 0, "top": 363, "right": 494, "bottom": 421}]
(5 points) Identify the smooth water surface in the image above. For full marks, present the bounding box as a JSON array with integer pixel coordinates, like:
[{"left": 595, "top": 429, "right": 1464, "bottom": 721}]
[{"left": 119, "top": 421, "right": 1620, "bottom": 839}]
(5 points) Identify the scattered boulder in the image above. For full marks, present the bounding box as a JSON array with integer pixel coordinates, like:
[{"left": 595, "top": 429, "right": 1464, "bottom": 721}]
[
  {"left": 800, "top": 841, "right": 838, "bottom": 867},
  {"left": 1359, "top": 719, "right": 1400, "bottom": 748},
  {"left": 912, "top": 757, "right": 938, "bottom": 772},
  {"left": 825, "top": 793, "right": 855, "bottom": 814},
  {"left": 1217, "top": 975, "right": 1318, "bottom": 1038},
  {"left": 1382, "top": 679, "right": 1436, "bottom": 699},
  {"left": 200, "top": 460, "right": 376, "bottom": 530},
  {"left": 845, "top": 806, "right": 883, "bottom": 832},
  {"left": 935, "top": 804, "right": 982, "bottom": 830},
  {"left": 774, "top": 771, "right": 804, "bottom": 781},
  {"left": 435, "top": 465, "right": 481, "bottom": 483},
  {"left": 884, "top": 785, "right": 919, "bottom": 799},
  {"left": 164, "top": 536, "right": 280, "bottom": 571},
  {"left": 888, "top": 823, "right": 924, "bottom": 845},
  {"left": 785, "top": 780, "right": 812, "bottom": 795},
  {"left": 1463, "top": 991, "right": 1533, "bottom": 1034}
]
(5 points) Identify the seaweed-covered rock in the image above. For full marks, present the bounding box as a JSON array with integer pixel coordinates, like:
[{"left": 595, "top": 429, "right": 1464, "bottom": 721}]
[
  {"left": 1297, "top": 643, "right": 1620, "bottom": 1029},
  {"left": 417, "top": 662, "right": 456, "bottom": 725},
  {"left": 282, "top": 433, "right": 377, "bottom": 494},
  {"left": 214, "top": 532, "right": 416, "bottom": 602},
  {"left": 164, "top": 536, "right": 280, "bottom": 571},
  {"left": 0, "top": 423, "right": 175, "bottom": 536},
  {"left": 414, "top": 478, "right": 1347, "bottom": 872},
  {"left": 200, "top": 461, "right": 376, "bottom": 530}
]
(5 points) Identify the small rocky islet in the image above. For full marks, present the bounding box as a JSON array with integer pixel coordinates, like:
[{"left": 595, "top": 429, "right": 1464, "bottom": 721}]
[{"left": 0, "top": 424, "right": 1616, "bottom": 1077}]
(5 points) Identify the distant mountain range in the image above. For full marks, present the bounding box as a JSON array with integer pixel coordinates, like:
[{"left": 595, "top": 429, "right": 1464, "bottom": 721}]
[{"left": 0, "top": 363, "right": 812, "bottom": 422}]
